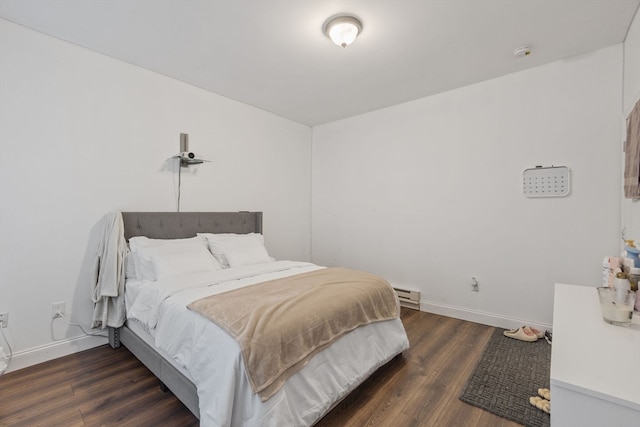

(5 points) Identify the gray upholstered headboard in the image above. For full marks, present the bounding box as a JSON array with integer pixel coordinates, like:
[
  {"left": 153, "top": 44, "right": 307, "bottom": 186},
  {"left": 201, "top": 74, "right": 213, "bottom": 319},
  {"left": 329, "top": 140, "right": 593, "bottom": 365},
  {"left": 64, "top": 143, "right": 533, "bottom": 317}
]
[{"left": 121, "top": 212, "right": 263, "bottom": 240}]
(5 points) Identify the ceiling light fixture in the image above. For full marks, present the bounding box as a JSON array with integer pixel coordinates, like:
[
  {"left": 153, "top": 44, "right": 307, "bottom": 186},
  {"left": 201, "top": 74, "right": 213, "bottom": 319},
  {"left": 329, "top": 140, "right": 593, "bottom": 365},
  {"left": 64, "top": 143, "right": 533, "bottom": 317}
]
[{"left": 323, "top": 14, "right": 363, "bottom": 48}]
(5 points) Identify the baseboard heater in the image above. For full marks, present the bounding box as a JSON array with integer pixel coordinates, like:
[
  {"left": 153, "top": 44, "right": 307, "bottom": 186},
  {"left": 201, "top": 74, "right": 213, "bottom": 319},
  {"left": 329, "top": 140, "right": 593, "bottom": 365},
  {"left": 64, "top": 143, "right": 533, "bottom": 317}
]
[{"left": 393, "top": 287, "right": 420, "bottom": 310}]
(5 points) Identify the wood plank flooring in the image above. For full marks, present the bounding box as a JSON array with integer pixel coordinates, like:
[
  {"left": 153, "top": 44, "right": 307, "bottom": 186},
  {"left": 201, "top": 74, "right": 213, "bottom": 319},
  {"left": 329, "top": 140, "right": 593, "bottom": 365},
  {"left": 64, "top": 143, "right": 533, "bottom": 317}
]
[{"left": 0, "top": 309, "right": 521, "bottom": 426}]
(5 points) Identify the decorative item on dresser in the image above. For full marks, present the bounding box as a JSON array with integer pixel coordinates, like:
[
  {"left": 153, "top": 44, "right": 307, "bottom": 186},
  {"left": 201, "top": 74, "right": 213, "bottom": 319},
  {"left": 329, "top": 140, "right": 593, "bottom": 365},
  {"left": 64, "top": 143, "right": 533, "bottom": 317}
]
[{"left": 104, "top": 211, "right": 409, "bottom": 427}]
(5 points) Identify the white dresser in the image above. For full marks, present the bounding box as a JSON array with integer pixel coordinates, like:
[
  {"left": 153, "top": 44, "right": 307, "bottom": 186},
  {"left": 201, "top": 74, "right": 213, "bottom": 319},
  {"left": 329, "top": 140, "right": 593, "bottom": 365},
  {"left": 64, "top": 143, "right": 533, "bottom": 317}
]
[{"left": 550, "top": 283, "right": 640, "bottom": 427}]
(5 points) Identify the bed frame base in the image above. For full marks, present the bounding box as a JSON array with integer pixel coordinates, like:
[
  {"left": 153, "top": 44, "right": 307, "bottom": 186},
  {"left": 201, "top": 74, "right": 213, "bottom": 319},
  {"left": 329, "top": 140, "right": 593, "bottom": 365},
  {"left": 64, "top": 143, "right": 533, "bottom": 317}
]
[
  {"left": 108, "top": 325, "right": 200, "bottom": 419},
  {"left": 109, "top": 323, "right": 403, "bottom": 424}
]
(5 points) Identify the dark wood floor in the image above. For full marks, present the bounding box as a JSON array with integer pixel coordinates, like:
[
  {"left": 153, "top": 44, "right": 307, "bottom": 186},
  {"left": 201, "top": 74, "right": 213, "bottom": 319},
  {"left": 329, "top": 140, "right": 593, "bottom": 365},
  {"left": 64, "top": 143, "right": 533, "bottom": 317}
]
[{"left": 0, "top": 309, "right": 521, "bottom": 426}]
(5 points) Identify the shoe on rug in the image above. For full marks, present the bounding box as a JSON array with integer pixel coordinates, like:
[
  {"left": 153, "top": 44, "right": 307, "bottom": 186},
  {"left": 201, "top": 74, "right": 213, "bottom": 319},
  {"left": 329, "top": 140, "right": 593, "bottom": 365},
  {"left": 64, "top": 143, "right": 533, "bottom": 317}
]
[
  {"left": 529, "top": 396, "right": 550, "bottom": 413},
  {"left": 538, "top": 388, "right": 551, "bottom": 400},
  {"left": 528, "top": 326, "right": 545, "bottom": 339},
  {"left": 503, "top": 326, "right": 538, "bottom": 342}
]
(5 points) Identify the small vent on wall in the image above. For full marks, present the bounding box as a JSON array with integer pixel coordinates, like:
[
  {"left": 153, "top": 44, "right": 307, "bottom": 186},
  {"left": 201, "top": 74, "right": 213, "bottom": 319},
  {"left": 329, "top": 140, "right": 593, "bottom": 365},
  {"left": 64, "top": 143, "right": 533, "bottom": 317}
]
[{"left": 393, "top": 287, "right": 420, "bottom": 310}]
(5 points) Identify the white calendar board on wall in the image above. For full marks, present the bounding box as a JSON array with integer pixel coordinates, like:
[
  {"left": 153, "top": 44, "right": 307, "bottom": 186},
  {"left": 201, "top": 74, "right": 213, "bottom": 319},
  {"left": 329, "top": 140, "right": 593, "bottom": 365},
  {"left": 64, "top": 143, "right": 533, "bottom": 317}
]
[{"left": 523, "top": 166, "right": 571, "bottom": 197}]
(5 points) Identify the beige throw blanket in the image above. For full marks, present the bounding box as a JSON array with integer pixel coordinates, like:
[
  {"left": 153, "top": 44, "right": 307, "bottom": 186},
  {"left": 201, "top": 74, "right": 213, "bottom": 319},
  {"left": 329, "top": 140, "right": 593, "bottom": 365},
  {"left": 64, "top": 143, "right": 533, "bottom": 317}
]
[{"left": 187, "top": 267, "right": 399, "bottom": 401}]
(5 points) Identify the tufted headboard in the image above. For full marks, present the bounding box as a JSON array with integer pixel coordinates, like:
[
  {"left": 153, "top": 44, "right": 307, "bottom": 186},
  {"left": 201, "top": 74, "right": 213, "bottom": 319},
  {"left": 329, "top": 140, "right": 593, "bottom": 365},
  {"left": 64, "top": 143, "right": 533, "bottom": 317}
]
[{"left": 121, "top": 212, "right": 263, "bottom": 240}]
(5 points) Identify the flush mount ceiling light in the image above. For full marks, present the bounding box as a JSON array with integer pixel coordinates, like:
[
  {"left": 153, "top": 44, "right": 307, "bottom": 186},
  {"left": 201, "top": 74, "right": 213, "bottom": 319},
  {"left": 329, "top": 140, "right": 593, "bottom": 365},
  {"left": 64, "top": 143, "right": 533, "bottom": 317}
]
[{"left": 323, "top": 14, "right": 363, "bottom": 48}]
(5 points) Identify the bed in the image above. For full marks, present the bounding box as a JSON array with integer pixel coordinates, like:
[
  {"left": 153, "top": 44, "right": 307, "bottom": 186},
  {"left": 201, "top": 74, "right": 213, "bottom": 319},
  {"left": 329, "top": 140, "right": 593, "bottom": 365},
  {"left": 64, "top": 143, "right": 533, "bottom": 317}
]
[{"left": 107, "top": 211, "right": 409, "bottom": 426}]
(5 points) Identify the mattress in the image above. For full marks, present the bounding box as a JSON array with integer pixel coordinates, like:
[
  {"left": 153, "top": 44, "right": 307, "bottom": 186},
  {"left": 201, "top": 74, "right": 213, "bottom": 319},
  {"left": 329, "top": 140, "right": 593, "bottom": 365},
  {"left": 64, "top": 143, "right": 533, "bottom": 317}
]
[{"left": 125, "top": 261, "right": 409, "bottom": 426}]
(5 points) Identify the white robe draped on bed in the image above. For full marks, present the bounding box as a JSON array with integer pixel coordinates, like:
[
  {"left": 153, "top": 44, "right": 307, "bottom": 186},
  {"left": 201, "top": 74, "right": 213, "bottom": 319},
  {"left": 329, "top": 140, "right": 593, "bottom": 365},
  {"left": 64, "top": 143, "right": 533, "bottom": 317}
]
[{"left": 91, "top": 211, "right": 127, "bottom": 328}]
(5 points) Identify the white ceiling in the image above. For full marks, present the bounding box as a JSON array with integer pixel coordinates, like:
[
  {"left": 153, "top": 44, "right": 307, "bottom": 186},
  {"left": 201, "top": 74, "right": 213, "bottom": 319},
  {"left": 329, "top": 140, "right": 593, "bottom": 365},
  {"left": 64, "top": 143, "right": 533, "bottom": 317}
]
[{"left": 1, "top": 0, "right": 638, "bottom": 126}]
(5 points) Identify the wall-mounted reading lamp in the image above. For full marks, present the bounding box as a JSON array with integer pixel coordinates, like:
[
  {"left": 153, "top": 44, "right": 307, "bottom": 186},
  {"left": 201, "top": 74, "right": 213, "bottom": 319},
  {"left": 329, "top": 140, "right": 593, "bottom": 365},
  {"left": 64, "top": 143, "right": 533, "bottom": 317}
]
[
  {"left": 170, "top": 133, "right": 210, "bottom": 212},
  {"left": 173, "top": 133, "right": 208, "bottom": 167}
]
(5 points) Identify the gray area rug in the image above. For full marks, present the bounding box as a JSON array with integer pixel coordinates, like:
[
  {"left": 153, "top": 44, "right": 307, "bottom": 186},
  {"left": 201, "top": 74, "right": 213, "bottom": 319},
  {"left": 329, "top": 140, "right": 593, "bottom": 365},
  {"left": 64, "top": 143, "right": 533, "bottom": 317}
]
[{"left": 459, "top": 328, "right": 551, "bottom": 427}]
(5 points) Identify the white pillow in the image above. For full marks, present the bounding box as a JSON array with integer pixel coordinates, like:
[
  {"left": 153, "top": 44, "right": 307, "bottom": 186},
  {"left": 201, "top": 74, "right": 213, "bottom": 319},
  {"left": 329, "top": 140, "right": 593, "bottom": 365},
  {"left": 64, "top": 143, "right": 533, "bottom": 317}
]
[
  {"left": 198, "top": 233, "right": 267, "bottom": 268},
  {"left": 124, "top": 248, "right": 136, "bottom": 279},
  {"left": 129, "top": 236, "right": 216, "bottom": 280},
  {"left": 225, "top": 244, "right": 272, "bottom": 268},
  {"left": 151, "top": 250, "right": 220, "bottom": 279}
]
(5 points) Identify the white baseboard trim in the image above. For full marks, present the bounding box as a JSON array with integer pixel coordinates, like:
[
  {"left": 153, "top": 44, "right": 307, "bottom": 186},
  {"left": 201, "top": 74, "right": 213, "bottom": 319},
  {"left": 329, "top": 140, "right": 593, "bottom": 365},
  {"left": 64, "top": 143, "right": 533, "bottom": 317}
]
[
  {"left": 5, "top": 334, "right": 108, "bottom": 373},
  {"left": 420, "top": 300, "right": 552, "bottom": 333}
]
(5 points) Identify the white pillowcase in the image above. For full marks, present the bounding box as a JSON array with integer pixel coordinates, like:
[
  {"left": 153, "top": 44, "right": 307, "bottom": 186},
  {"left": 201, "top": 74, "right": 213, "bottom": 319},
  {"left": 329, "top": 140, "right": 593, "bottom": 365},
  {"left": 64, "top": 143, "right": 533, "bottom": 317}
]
[
  {"left": 124, "top": 247, "right": 136, "bottom": 279},
  {"left": 129, "top": 236, "right": 220, "bottom": 281},
  {"left": 224, "top": 244, "right": 272, "bottom": 268},
  {"left": 151, "top": 250, "right": 220, "bottom": 279},
  {"left": 198, "top": 233, "right": 272, "bottom": 268}
]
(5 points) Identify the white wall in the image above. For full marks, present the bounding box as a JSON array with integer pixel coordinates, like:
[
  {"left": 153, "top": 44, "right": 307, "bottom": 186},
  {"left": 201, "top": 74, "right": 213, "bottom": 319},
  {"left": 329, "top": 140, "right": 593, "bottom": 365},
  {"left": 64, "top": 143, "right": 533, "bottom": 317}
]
[
  {"left": 312, "top": 45, "right": 623, "bottom": 329},
  {"left": 0, "top": 19, "right": 312, "bottom": 370},
  {"left": 1, "top": 13, "right": 632, "bottom": 372},
  {"left": 622, "top": 7, "right": 640, "bottom": 246}
]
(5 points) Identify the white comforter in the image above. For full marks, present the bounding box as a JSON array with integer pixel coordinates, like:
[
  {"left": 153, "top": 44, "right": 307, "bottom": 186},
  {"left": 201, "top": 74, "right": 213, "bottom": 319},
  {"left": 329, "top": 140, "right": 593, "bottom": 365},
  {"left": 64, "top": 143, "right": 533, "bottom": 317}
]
[{"left": 125, "top": 261, "right": 409, "bottom": 427}]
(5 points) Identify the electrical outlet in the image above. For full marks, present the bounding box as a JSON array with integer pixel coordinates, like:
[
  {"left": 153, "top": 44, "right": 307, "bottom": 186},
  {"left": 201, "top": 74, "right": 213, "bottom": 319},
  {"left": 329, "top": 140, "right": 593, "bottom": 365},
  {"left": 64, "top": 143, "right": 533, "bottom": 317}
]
[
  {"left": 51, "top": 302, "right": 65, "bottom": 319},
  {"left": 470, "top": 277, "right": 479, "bottom": 292},
  {"left": 0, "top": 312, "right": 8, "bottom": 328}
]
